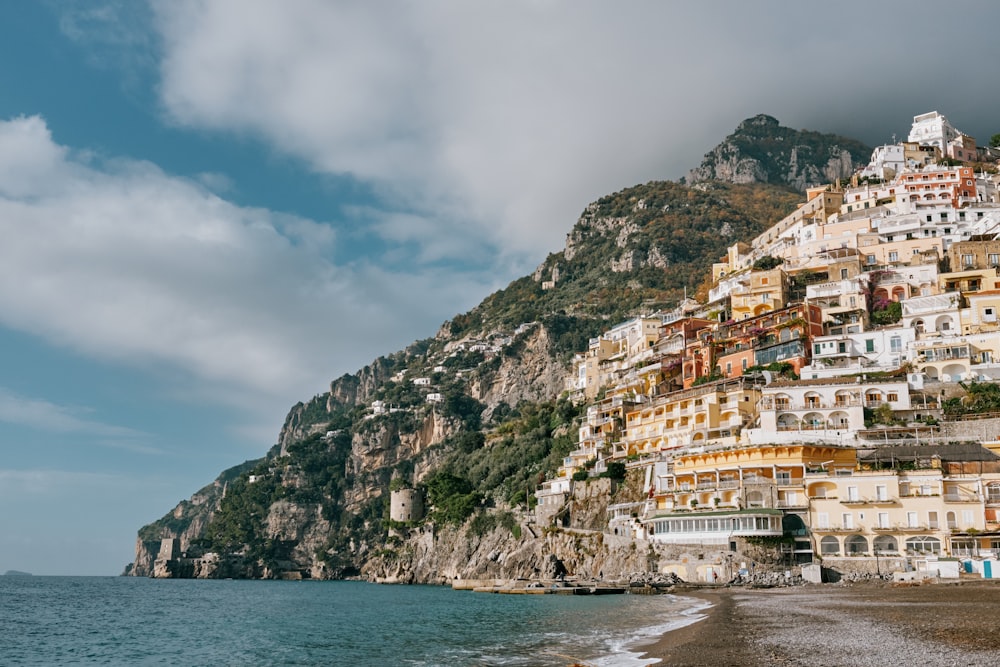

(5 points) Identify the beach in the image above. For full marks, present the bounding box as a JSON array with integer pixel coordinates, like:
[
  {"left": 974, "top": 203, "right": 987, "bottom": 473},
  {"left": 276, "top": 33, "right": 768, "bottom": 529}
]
[{"left": 642, "top": 580, "right": 1000, "bottom": 666}]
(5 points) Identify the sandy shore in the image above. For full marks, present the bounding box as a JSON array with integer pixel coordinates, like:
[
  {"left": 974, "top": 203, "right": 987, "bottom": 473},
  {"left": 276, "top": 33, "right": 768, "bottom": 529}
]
[{"left": 641, "top": 579, "right": 1000, "bottom": 666}]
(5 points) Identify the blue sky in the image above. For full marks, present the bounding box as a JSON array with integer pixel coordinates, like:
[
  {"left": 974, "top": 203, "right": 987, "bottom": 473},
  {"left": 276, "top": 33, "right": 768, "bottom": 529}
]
[{"left": 1, "top": 1, "right": 998, "bottom": 575}]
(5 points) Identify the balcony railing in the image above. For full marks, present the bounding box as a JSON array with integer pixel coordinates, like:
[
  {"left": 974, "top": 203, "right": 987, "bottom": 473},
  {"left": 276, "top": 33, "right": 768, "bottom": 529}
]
[
  {"left": 943, "top": 493, "right": 981, "bottom": 503},
  {"left": 765, "top": 400, "right": 862, "bottom": 411}
]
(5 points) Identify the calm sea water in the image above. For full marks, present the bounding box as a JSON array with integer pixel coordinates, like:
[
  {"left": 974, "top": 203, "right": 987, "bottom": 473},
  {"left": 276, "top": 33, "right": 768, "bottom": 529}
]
[{"left": 0, "top": 577, "right": 707, "bottom": 666}]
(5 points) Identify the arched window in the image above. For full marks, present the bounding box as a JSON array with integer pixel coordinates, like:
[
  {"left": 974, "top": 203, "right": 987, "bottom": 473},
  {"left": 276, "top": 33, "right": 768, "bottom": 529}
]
[
  {"left": 746, "top": 491, "right": 765, "bottom": 508},
  {"left": 845, "top": 534, "right": 869, "bottom": 555},
  {"left": 987, "top": 483, "right": 1000, "bottom": 503},
  {"left": 905, "top": 536, "right": 941, "bottom": 554},
  {"left": 820, "top": 536, "right": 840, "bottom": 554},
  {"left": 873, "top": 535, "right": 898, "bottom": 553}
]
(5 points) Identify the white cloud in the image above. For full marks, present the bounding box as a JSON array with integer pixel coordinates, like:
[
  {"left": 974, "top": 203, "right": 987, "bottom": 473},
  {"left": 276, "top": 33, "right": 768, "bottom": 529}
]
[
  {"left": 149, "top": 0, "right": 1000, "bottom": 277},
  {"left": 0, "top": 116, "right": 485, "bottom": 419}
]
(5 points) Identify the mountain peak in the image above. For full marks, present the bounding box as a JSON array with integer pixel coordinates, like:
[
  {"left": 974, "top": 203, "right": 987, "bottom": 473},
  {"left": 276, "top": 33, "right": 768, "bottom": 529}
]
[
  {"left": 737, "top": 113, "right": 780, "bottom": 131},
  {"left": 687, "top": 115, "right": 871, "bottom": 191}
]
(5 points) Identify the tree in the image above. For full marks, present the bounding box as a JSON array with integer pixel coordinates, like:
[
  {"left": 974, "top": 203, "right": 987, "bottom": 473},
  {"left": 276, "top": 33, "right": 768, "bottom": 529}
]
[
  {"left": 871, "top": 301, "right": 902, "bottom": 326},
  {"left": 601, "top": 461, "right": 627, "bottom": 481},
  {"left": 991, "top": 133, "right": 1000, "bottom": 148},
  {"left": 752, "top": 255, "right": 784, "bottom": 271}
]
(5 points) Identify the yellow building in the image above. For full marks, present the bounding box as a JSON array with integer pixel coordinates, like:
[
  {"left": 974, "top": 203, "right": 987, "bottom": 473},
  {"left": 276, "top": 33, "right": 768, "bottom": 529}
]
[
  {"left": 809, "top": 444, "right": 996, "bottom": 562},
  {"left": 645, "top": 443, "right": 855, "bottom": 558},
  {"left": 621, "top": 377, "right": 760, "bottom": 456},
  {"left": 730, "top": 268, "right": 788, "bottom": 320}
]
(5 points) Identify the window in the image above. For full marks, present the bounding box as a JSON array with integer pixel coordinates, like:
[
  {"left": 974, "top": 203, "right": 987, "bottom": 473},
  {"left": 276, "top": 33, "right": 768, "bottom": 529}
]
[
  {"left": 877, "top": 512, "right": 890, "bottom": 528},
  {"left": 887, "top": 392, "right": 898, "bottom": 402},
  {"left": 847, "top": 486, "right": 859, "bottom": 501},
  {"left": 866, "top": 255, "right": 876, "bottom": 265},
  {"left": 888, "top": 251, "right": 898, "bottom": 262},
  {"left": 865, "top": 339, "right": 875, "bottom": 353},
  {"left": 876, "top": 485, "right": 888, "bottom": 501},
  {"left": 890, "top": 336, "right": 902, "bottom": 353},
  {"left": 840, "top": 268, "right": 848, "bottom": 279},
  {"left": 963, "top": 254, "right": 975, "bottom": 267},
  {"left": 989, "top": 254, "right": 999, "bottom": 266},
  {"left": 907, "top": 511, "right": 918, "bottom": 527},
  {"left": 842, "top": 513, "right": 854, "bottom": 529}
]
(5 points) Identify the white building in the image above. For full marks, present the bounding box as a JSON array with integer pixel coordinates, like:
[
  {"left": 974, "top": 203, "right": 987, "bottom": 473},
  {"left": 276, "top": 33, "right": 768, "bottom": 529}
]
[
  {"left": 859, "top": 143, "right": 906, "bottom": 181},
  {"left": 901, "top": 292, "right": 961, "bottom": 335},
  {"left": 801, "top": 327, "right": 916, "bottom": 380},
  {"left": 747, "top": 377, "right": 912, "bottom": 446},
  {"left": 908, "top": 111, "right": 961, "bottom": 154}
]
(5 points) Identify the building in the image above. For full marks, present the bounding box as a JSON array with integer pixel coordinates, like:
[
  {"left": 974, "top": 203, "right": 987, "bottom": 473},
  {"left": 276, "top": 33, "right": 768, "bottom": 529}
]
[
  {"left": 749, "top": 376, "right": 912, "bottom": 446},
  {"left": 811, "top": 444, "right": 998, "bottom": 562},
  {"left": 645, "top": 443, "right": 856, "bottom": 561}
]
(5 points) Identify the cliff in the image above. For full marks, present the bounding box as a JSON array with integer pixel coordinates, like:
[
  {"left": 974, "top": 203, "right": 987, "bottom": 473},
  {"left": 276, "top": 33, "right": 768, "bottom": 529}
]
[{"left": 687, "top": 114, "right": 871, "bottom": 191}]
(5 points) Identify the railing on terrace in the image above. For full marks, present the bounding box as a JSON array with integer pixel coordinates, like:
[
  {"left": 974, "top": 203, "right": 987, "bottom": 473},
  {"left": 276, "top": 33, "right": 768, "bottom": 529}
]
[
  {"left": 943, "top": 493, "right": 981, "bottom": 503},
  {"left": 764, "top": 400, "right": 862, "bottom": 411},
  {"left": 776, "top": 424, "right": 847, "bottom": 432}
]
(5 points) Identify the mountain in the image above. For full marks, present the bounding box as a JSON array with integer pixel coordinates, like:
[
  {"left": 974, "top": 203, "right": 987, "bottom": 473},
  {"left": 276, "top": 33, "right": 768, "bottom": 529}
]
[
  {"left": 126, "top": 120, "right": 816, "bottom": 581},
  {"left": 686, "top": 114, "right": 871, "bottom": 191}
]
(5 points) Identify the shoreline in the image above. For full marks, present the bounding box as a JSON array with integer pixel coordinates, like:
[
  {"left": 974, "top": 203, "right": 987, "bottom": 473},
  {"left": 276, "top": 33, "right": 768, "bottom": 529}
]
[{"left": 639, "top": 579, "right": 1000, "bottom": 666}]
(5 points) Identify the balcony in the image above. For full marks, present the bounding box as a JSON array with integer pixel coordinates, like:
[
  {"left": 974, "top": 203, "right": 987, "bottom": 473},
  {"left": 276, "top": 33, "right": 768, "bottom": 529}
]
[
  {"left": 812, "top": 525, "right": 856, "bottom": 533},
  {"left": 896, "top": 524, "right": 932, "bottom": 532},
  {"left": 943, "top": 493, "right": 981, "bottom": 503}
]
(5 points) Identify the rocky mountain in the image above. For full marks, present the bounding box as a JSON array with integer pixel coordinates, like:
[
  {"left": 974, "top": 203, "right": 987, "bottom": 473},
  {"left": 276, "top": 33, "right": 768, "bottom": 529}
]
[
  {"left": 127, "top": 119, "right": 822, "bottom": 582},
  {"left": 686, "top": 114, "right": 871, "bottom": 191}
]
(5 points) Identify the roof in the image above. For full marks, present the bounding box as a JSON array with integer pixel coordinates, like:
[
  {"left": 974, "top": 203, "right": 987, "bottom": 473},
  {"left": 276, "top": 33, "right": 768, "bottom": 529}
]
[{"left": 859, "top": 443, "right": 1000, "bottom": 464}]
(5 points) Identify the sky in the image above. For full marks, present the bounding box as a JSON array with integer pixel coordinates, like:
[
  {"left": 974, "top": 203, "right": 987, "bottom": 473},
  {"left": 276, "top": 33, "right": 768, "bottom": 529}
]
[{"left": 1, "top": 1, "right": 999, "bottom": 576}]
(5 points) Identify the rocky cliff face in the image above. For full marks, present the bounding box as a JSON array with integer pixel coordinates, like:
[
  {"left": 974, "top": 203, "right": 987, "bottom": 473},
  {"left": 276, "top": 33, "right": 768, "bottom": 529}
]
[
  {"left": 468, "top": 325, "right": 568, "bottom": 416},
  {"left": 687, "top": 114, "right": 871, "bottom": 192}
]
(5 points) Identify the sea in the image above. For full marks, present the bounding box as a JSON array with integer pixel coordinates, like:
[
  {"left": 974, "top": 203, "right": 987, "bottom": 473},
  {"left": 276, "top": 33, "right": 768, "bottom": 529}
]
[{"left": 0, "top": 576, "right": 708, "bottom": 666}]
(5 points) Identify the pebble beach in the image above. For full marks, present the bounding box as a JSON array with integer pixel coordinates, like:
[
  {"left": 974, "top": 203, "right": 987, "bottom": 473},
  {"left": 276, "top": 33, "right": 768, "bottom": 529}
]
[{"left": 641, "top": 580, "right": 1000, "bottom": 666}]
